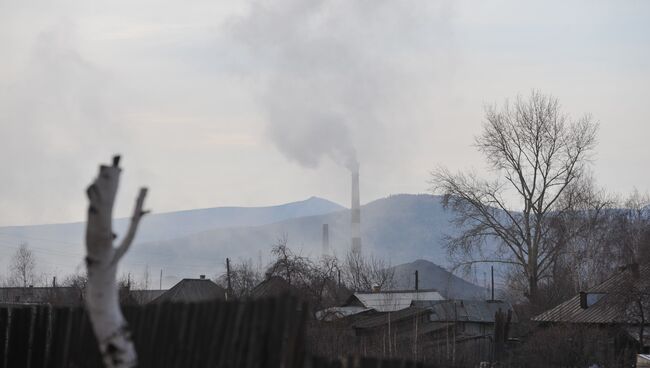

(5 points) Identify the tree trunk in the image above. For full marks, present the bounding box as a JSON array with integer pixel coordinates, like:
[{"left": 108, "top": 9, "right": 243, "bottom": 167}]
[
  {"left": 85, "top": 156, "right": 147, "bottom": 368},
  {"left": 528, "top": 274, "right": 539, "bottom": 306},
  {"left": 638, "top": 299, "right": 645, "bottom": 353}
]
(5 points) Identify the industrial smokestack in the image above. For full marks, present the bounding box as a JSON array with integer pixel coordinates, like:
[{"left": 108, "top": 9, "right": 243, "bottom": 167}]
[
  {"left": 322, "top": 223, "right": 330, "bottom": 256},
  {"left": 351, "top": 164, "right": 361, "bottom": 253}
]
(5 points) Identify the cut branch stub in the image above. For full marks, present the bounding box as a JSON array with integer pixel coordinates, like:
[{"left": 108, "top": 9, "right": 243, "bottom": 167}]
[{"left": 85, "top": 155, "right": 147, "bottom": 368}]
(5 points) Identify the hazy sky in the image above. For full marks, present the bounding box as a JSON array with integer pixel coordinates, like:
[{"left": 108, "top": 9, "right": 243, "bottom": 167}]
[{"left": 1, "top": 0, "right": 649, "bottom": 226}]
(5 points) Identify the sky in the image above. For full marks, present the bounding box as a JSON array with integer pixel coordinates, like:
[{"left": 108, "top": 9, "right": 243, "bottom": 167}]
[{"left": 0, "top": 0, "right": 649, "bottom": 226}]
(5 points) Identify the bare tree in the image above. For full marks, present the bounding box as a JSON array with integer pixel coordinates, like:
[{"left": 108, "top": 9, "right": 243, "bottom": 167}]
[
  {"left": 217, "top": 258, "right": 263, "bottom": 299},
  {"left": 605, "top": 191, "right": 650, "bottom": 265},
  {"left": 309, "top": 255, "right": 344, "bottom": 310},
  {"left": 343, "top": 248, "right": 394, "bottom": 291},
  {"left": 63, "top": 272, "right": 88, "bottom": 293},
  {"left": 85, "top": 156, "right": 148, "bottom": 368},
  {"left": 265, "top": 234, "right": 314, "bottom": 287},
  {"left": 431, "top": 91, "right": 598, "bottom": 304},
  {"left": 614, "top": 264, "right": 650, "bottom": 353},
  {"left": 9, "top": 243, "right": 37, "bottom": 287}
]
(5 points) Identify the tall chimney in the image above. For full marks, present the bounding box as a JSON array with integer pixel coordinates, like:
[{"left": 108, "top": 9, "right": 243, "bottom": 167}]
[
  {"left": 322, "top": 223, "right": 330, "bottom": 256},
  {"left": 351, "top": 165, "right": 361, "bottom": 253}
]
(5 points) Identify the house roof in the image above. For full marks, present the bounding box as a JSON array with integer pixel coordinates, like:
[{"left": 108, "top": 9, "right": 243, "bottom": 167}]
[
  {"left": 353, "top": 306, "right": 431, "bottom": 329},
  {"left": 533, "top": 264, "right": 650, "bottom": 324},
  {"left": 130, "top": 289, "right": 166, "bottom": 304},
  {"left": 150, "top": 278, "right": 226, "bottom": 303},
  {"left": 0, "top": 286, "right": 82, "bottom": 306},
  {"left": 345, "top": 289, "right": 444, "bottom": 312},
  {"left": 413, "top": 299, "right": 517, "bottom": 323},
  {"left": 315, "top": 306, "right": 373, "bottom": 321},
  {"left": 250, "top": 276, "right": 300, "bottom": 298}
]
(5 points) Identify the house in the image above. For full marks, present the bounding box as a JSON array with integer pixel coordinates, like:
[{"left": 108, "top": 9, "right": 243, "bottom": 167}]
[
  {"left": 414, "top": 299, "right": 517, "bottom": 337},
  {"left": 406, "top": 299, "right": 517, "bottom": 364},
  {"left": 315, "top": 306, "right": 373, "bottom": 321},
  {"left": 150, "top": 276, "right": 226, "bottom": 303},
  {"left": 344, "top": 289, "right": 444, "bottom": 312},
  {"left": 352, "top": 306, "right": 432, "bottom": 336},
  {"left": 533, "top": 263, "right": 650, "bottom": 355},
  {"left": 129, "top": 289, "right": 166, "bottom": 304},
  {"left": 250, "top": 276, "right": 300, "bottom": 299},
  {"left": 343, "top": 305, "right": 432, "bottom": 358},
  {"left": 0, "top": 286, "right": 83, "bottom": 306}
]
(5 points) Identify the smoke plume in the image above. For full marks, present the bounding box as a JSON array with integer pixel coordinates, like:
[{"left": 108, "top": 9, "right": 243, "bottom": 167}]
[{"left": 229, "top": 0, "right": 454, "bottom": 171}]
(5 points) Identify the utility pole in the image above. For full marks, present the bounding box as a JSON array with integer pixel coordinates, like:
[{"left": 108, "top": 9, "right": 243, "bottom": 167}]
[
  {"left": 415, "top": 270, "right": 419, "bottom": 291},
  {"left": 159, "top": 269, "right": 162, "bottom": 290},
  {"left": 491, "top": 265, "right": 495, "bottom": 301},
  {"left": 337, "top": 269, "right": 341, "bottom": 288},
  {"left": 388, "top": 312, "right": 392, "bottom": 358},
  {"left": 226, "top": 258, "right": 232, "bottom": 300},
  {"left": 453, "top": 301, "right": 457, "bottom": 365}
]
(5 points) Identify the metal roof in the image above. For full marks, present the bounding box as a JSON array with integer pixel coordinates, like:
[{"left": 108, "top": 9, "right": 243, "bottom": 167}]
[
  {"left": 347, "top": 290, "right": 444, "bottom": 312},
  {"left": 413, "top": 299, "right": 517, "bottom": 323},
  {"left": 353, "top": 306, "right": 430, "bottom": 329},
  {"left": 130, "top": 289, "right": 166, "bottom": 304},
  {"left": 533, "top": 264, "right": 650, "bottom": 324},
  {"left": 151, "top": 278, "right": 226, "bottom": 303},
  {"left": 315, "top": 306, "right": 372, "bottom": 321}
]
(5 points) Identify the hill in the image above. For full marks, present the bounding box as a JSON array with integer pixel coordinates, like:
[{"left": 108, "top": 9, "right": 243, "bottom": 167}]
[
  {"left": 0, "top": 197, "right": 344, "bottom": 276},
  {"left": 0, "top": 194, "right": 500, "bottom": 289},
  {"left": 126, "top": 194, "right": 492, "bottom": 286},
  {"left": 392, "top": 259, "right": 489, "bottom": 299}
]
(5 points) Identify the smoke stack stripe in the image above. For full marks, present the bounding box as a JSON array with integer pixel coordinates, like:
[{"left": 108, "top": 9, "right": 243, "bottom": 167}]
[
  {"left": 322, "top": 223, "right": 330, "bottom": 256},
  {"left": 351, "top": 167, "right": 361, "bottom": 252}
]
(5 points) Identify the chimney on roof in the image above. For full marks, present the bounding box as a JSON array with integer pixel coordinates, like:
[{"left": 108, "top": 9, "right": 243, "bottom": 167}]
[
  {"left": 200, "top": 275, "right": 206, "bottom": 280},
  {"left": 579, "top": 291, "right": 587, "bottom": 309},
  {"left": 351, "top": 165, "right": 361, "bottom": 253}
]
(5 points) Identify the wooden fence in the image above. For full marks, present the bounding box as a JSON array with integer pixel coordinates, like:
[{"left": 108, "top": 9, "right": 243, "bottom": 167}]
[
  {"left": 0, "top": 298, "right": 439, "bottom": 368},
  {"left": 0, "top": 297, "right": 306, "bottom": 368}
]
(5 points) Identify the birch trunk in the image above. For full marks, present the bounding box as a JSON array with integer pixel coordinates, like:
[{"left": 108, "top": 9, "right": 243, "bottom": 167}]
[{"left": 85, "top": 155, "right": 147, "bottom": 368}]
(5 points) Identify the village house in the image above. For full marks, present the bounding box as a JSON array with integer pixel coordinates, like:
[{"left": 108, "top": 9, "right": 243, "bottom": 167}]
[
  {"left": 344, "top": 289, "right": 444, "bottom": 312},
  {"left": 533, "top": 263, "right": 650, "bottom": 361},
  {"left": 0, "top": 286, "right": 83, "bottom": 306},
  {"left": 150, "top": 275, "right": 226, "bottom": 303}
]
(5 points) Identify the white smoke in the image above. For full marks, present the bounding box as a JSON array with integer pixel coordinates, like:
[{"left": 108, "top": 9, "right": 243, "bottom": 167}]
[
  {"left": 0, "top": 21, "right": 129, "bottom": 225},
  {"left": 229, "top": 0, "right": 455, "bottom": 171}
]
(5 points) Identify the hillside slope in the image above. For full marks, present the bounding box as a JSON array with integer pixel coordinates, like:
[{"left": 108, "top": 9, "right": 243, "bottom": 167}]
[
  {"left": 0, "top": 194, "right": 501, "bottom": 289},
  {"left": 0, "top": 197, "right": 344, "bottom": 275},
  {"left": 127, "top": 194, "right": 482, "bottom": 284},
  {"left": 392, "top": 259, "right": 489, "bottom": 299}
]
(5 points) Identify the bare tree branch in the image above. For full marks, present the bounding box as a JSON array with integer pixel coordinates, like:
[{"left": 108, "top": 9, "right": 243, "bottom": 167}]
[
  {"left": 112, "top": 188, "right": 149, "bottom": 265},
  {"left": 431, "top": 91, "right": 598, "bottom": 304}
]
